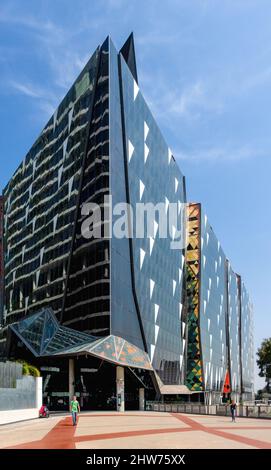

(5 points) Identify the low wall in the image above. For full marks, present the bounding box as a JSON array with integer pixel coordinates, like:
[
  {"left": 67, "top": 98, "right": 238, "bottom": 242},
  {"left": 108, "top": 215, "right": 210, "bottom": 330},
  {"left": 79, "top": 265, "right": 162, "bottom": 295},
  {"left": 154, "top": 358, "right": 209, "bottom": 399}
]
[
  {"left": 0, "top": 376, "right": 42, "bottom": 425},
  {"left": 0, "top": 408, "right": 39, "bottom": 425},
  {"left": 0, "top": 376, "right": 36, "bottom": 411},
  {"left": 147, "top": 402, "right": 217, "bottom": 415},
  {"left": 146, "top": 401, "right": 271, "bottom": 419},
  {"left": 0, "top": 361, "right": 23, "bottom": 388}
]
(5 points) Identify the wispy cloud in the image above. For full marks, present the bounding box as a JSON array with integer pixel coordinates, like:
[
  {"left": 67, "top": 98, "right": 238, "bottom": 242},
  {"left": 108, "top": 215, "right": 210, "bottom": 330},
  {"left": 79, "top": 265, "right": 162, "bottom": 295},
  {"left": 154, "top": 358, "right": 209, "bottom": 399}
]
[
  {"left": 8, "top": 79, "right": 58, "bottom": 120},
  {"left": 37, "top": 100, "right": 56, "bottom": 118},
  {"left": 137, "top": 31, "right": 179, "bottom": 47},
  {"left": 1, "top": 0, "right": 271, "bottom": 168},
  {"left": 241, "top": 66, "right": 271, "bottom": 92},
  {"left": 172, "top": 81, "right": 204, "bottom": 116},
  {"left": 0, "top": 8, "right": 63, "bottom": 40},
  {"left": 175, "top": 144, "right": 270, "bottom": 163},
  {"left": 45, "top": 49, "right": 90, "bottom": 90},
  {"left": 142, "top": 76, "right": 223, "bottom": 126},
  {"left": 9, "top": 81, "right": 44, "bottom": 99},
  {"left": 168, "top": 80, "right": 223, "bottom": 119},
  {"left": 0, "top": 5, "right": 92, "bottom": 91},
  {"left": 104, "top": 0, "right": 128, "bottom": 8}
]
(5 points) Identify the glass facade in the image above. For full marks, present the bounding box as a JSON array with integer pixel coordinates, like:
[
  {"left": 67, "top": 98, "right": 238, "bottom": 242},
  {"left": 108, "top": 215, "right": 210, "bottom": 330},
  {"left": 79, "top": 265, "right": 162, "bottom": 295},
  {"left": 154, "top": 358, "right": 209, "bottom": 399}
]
[
  {"left": 2, "top": 34, "right": 186, "bottom": 387},
  {"left": 109, "top": 39, "right": 145, "bottom": 350},
  {"left": 200, "top": 208, "right": 227, "bottom": 394},
  {"left": 186, "top": 203, "right": 252, "bottom": 401},
  {"left": 0, "top": 34, "right": 253, "bottom": 399},
  {"left": 2, "top": 38, "right": 110, "bottom": 338},
  {"left": 118, "top": 55, "right": 186, "bottom": 385},
  {"left": 0, "top": 196, "right": 4, "bottom": 325},
  {"left": 3, "top": 46, "right": 100, "bottom": 328},
  {"left": 227, "top": 263, "right": 241, "bottom": 393},
  {"left": 63, "top": 38, "right": 110, "bottom": 335},
  {"left": 240, "top": 281, "right": 254, "bottom": 397}
]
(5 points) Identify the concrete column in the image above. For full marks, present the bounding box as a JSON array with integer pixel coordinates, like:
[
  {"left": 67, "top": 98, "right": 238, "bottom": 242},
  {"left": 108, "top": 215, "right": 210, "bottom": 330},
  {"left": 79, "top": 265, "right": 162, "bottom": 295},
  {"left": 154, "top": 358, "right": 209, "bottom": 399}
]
[
  {"left": 36, "top": 376, "right": 43, "bottom": 410},
  {"left": 69, "top": 358, "right": 75, "bottom": 400},
  {"left": 139, "top": 388, "right": 145, "bottom": 411},
  {"left": 116, "top": 366, "right": 125, "bottom": 412}
]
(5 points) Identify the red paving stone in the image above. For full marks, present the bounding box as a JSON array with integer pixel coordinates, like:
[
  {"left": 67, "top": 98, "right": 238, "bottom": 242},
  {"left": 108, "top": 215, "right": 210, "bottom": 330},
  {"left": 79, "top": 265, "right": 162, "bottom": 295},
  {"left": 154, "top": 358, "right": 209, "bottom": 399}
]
[
  {"left": 213, "top": 426, "right": 271, "bottom": 430},
  {"left": 5, "top": 412, "right": 271, "bottom": 449},
  {"left": 203, "top": 428, "right": 271, "bottom": 449},
  {"left": 77, "top": 414, "right": 174, "bottom": 418},
  {"left": 7, "top": 417, "right": 77, "bottom": 449},
  {"left": 7, "top": 420, "right": 193, "bottom": 449},
  {"left": 75, "top": 427, "right": 193, "bottom": 444},
  {"left": 171, "top": 413, "right": 271, "bottom": 449}
]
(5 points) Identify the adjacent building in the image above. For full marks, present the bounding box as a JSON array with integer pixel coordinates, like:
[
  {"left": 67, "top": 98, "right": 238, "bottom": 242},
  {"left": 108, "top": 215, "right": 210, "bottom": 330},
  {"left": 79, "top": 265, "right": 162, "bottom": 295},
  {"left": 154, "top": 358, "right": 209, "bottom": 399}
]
[
  {"left": 185, "top": 203, "right": 254, "bottom": 403},
  {"left": 0, "top": 35, "right": 254, "bottom": 409},
  {"left": 0, "top": 196, "right": 4, "bottom": 326}
]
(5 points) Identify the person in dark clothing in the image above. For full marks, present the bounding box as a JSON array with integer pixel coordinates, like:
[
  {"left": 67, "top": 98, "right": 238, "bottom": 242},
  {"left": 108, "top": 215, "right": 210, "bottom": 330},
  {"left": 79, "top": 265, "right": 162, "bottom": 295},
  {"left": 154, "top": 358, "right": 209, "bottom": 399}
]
[{"left": 230, "top": 400, "right": 237, "bottom": 422}]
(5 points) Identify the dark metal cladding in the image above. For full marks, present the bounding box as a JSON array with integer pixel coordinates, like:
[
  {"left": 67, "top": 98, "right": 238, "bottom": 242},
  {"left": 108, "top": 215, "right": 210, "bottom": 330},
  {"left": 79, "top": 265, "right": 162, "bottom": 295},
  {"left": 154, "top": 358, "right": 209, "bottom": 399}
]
[{"left": 119, "top": 33, "right": 138, "bottom": 84}]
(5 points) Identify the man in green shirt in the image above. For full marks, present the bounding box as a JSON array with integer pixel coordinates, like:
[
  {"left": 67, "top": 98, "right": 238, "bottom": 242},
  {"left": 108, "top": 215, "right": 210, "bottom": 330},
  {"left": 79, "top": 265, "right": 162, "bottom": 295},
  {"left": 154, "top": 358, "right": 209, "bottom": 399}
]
[{"left": 70, "top": 395, "right": 80, "bottom": 426}]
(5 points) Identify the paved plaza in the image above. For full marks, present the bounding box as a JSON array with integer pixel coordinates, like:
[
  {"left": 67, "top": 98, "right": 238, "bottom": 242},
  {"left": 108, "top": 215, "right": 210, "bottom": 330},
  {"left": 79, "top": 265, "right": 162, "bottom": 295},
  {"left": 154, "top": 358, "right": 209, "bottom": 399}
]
[{"left": 0, "top": 411, "right": 271, "bottom": 449}]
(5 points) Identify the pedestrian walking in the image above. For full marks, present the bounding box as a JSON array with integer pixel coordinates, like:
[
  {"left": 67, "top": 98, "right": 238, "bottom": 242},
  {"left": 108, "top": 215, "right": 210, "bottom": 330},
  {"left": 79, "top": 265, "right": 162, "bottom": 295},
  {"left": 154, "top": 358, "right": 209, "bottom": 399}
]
[
  {"left": 230, "top": 400, "right": 236, "bottom": 422},
  {"left": 70, "top": 395, "right": 80, "bottom": 426}
]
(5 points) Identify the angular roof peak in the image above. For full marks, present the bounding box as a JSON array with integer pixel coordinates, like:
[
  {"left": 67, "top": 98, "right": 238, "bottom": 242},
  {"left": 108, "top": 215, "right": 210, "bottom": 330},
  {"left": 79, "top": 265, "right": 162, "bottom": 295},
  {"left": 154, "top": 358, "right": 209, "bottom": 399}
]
[{"left": 119, "top": 32, "right": 138, "bottom": 84}]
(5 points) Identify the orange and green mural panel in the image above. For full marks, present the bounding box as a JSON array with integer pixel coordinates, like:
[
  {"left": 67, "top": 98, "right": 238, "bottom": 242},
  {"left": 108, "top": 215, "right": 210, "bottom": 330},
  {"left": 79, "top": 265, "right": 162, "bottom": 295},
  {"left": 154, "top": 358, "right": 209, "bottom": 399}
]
[{"left": 185, "top": 204, "right": 204, "bottom": 391}]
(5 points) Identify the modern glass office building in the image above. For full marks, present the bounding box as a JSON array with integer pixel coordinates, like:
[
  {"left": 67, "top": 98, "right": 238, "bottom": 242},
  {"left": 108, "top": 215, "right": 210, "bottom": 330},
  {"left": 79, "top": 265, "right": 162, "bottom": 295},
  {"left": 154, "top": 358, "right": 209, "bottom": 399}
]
[
  {"left": 0, "top": 196, "right": 4, "bottom": 326},
  {"left": 185, "top": 203, "right": 254, "bottom": 403},
  {"left": 0, "top": 35, "right": 254, "bottom": 409}
]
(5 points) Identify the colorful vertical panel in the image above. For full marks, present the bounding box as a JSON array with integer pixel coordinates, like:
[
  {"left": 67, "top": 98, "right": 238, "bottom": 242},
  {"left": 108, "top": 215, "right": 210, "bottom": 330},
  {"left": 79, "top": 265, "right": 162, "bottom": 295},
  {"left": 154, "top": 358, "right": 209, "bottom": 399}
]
[{"left": 185, "top": 203, "right": 203, "bottom": 391}]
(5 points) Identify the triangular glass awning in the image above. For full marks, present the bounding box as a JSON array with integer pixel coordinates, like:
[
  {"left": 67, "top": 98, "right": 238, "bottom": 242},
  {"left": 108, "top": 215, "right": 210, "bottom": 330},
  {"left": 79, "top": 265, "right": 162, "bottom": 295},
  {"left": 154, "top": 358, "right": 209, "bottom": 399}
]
[{"left": 10, "top": 308, "right": 152, "bottom": 370}]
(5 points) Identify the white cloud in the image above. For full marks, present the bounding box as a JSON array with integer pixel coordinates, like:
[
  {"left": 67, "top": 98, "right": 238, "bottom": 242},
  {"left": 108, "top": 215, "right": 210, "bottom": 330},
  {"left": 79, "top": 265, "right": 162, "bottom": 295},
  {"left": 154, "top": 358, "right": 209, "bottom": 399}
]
[
  {"left": 141, "top": 76, "right": 223, "bottom": 126},
  {"left": 0, "top": 8, "right": 63, "bottom": 39},
  {"left": 105, "top": 0, "right": 128, "bottom": 8},
  {"left": 176, "top": 145, "right": 270, "bottom": 163},
  {"left": 0, "top": 6, "right": 92, "bottom": 91},
  {"left": 8, "top": 79, "right": 58, "bottom": 121},
  {"left": 9, "top": 79, "right": 57, "bottom": 101},
  {"left": 38, "top": 101, "right": 57, "bottom": 118},
  {"left": 45, "top": 49, "right": 90, "bottom": 90},
  {"left": 170, "top": 80, "right": 224, "bottom": 120},
  {"left": 137, "top": 31, "right": 179, "bottom": 47},
  {"left": 170, "top": 81, "right": 205, "bottom": 118},
  {"left": 241, "top": 66, "right": 271, "bottom": 92},
  {"left": 10, "top": 81, "right": 42, "bottom": 99}
]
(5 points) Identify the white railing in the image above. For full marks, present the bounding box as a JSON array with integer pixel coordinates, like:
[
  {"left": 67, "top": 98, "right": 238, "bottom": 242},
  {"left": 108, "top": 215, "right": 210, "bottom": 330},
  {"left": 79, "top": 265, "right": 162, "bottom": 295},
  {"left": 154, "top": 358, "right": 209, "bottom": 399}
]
[{"left": 146, "top": 401, "right": 271, "bottom": 419}]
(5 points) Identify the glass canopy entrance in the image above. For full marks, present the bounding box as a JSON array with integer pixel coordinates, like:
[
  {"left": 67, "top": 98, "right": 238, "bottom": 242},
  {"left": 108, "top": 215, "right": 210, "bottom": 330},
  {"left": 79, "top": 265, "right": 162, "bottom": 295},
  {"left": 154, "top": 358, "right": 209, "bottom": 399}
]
[{"left": 9, "top": 308, "right": 152, "bottom": 370}]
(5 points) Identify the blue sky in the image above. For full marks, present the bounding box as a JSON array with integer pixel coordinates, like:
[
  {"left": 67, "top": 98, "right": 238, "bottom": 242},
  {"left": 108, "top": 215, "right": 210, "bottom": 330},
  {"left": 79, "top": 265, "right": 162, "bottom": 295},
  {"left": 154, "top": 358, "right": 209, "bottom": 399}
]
[{"left": 0, "top": 0, "right": 270, "bottom": 390}]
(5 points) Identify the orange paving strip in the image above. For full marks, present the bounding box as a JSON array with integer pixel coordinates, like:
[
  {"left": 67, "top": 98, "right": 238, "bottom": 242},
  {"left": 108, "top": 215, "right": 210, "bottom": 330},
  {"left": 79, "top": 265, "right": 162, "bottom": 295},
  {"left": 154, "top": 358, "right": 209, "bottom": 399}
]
[
  {"left": 173, "top": 414, "right": 271, "bottom": 421},
  {"left": 171, "top": 413, "right": 271, "bottom": 449},
  {"left": 77, "top": 414, "right": 174, "bottom": 418},
  {"left": 204, "top": 428, "right": 271, "bottom": 449},
  {"left": 213, "top": 426, "right": 271, "bottom": 430},
  {"left": 75, "top": 427, "right": 193, "bottom": 443},
  {"left": 6, "top": 416, "right": 193, "bottom": 449},
  {"left": 5, "top": 413, "right": 271, "bottom": 449},
  {"left": 7, "top": 417, "right": 77, "bottom": 449}
]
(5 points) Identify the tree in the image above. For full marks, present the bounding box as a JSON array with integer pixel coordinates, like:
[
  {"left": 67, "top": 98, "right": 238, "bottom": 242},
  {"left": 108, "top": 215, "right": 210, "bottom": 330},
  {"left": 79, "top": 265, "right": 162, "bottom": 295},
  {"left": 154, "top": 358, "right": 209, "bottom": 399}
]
[{"left": 257, "top": 338, "right": 271, "bottom": 392}]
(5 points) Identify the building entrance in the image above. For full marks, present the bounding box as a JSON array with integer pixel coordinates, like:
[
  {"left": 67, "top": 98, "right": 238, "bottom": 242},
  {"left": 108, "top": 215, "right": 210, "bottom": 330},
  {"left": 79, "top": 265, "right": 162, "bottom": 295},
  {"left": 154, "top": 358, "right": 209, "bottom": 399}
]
[{"left": 7, "top": 328, "right": 155, "bottom": 411}]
